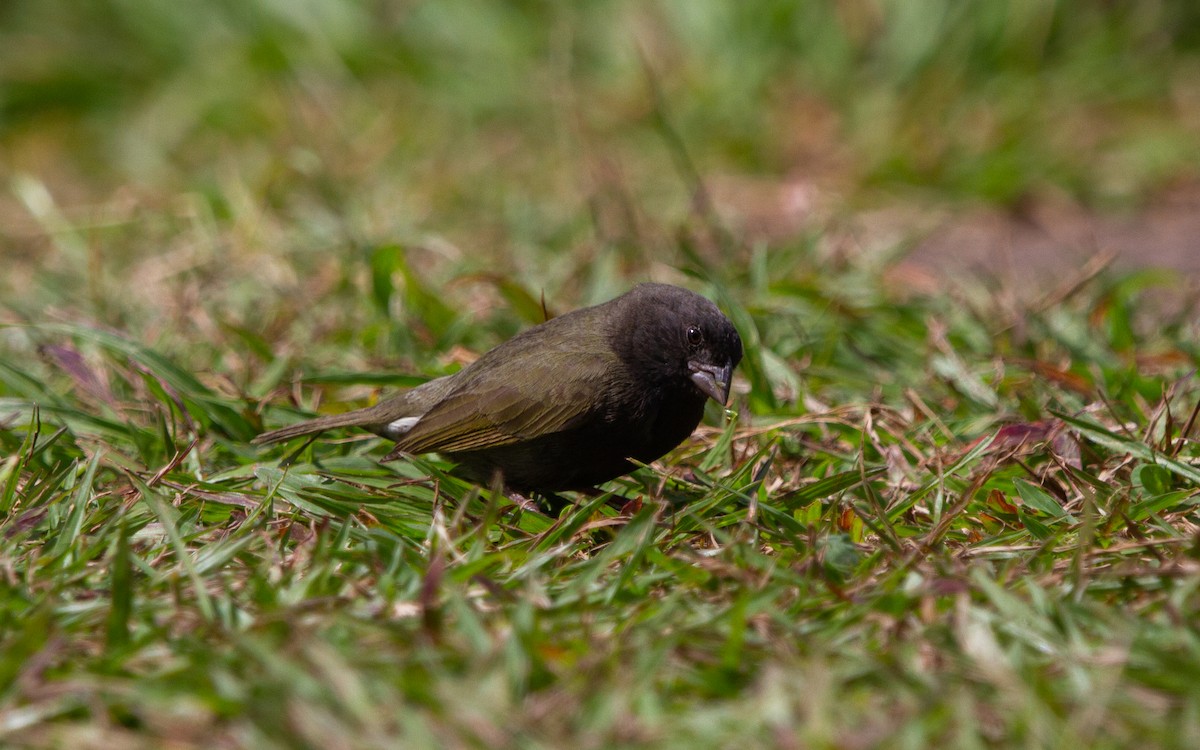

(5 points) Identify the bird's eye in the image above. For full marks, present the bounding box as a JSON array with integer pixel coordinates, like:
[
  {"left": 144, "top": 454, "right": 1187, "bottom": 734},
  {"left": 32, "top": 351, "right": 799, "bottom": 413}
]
[{"left": 686, "top": 326, "right": 704, "bottom": 348}]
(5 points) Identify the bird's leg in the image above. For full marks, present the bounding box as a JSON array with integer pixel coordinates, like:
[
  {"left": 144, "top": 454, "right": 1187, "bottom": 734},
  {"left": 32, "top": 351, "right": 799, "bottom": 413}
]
[
  {"left": 505, "top": 491, "right": 544, "bottom": 514},
  {"left": 564, "top": 486, "right": 641, "bottom": 514},
  {"left": 509, "top": 489, "right": 640, "bottom": 517},
  {"left": 535, "top": 492, "right": 573, "bottom": 516}
]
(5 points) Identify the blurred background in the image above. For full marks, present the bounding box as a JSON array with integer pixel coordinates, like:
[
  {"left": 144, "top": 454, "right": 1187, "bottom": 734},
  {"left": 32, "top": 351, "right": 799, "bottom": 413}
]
[{"left": 3, "top": 0, "right": 1200, "bottom": 365}]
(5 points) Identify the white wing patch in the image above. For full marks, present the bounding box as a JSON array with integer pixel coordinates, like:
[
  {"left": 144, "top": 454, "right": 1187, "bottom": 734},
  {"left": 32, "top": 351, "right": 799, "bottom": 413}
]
[{"left": 383, "top": 416, "right": 421, "bottom": 439}]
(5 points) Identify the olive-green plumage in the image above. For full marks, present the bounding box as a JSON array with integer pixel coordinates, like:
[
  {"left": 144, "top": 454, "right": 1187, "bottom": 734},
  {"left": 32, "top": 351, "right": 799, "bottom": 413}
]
[{"left": 253, "top": 283, "right": 743, "bottom": 493}]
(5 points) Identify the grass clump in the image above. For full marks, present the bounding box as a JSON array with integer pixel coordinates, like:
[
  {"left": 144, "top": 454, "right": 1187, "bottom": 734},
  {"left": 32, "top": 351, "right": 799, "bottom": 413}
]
[
  {"left": 4, "top": 253, "right": 1200, "bottom": 748},
  {"left": 3, "top": 2, "right": 1200, "bottom": 748}
]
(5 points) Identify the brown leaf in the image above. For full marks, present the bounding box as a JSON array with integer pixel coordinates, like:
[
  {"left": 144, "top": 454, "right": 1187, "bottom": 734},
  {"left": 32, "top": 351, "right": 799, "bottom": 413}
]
[
  {"left": 1029, "top": 361, "right": 1093, "bottom": 395},
  {"left": 992, "top": 420, "right": 1059, "bottom": 451},
  {"left": 988, "top": 489, "right": 1019, "bottom": 514},
  {"left": 619, "top": 496, "right": 643, "bottom": 516},
  {"left": 838, "top": 507, "right": 854, "bottom": 531}
]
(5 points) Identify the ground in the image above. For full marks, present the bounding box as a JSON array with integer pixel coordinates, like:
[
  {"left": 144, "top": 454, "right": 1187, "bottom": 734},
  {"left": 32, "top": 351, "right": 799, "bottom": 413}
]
[{"left": 2, "top": 3, "right": 1200, "bottom": 748}]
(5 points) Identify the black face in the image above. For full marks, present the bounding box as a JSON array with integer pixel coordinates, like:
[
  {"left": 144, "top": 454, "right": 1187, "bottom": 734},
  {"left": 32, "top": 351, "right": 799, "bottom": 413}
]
[
  {"left": 678, "top": 307, "right": 743, "bottom": 405},
  {"left": 610, "top": 284, "right": 743, "bottom": 405}
]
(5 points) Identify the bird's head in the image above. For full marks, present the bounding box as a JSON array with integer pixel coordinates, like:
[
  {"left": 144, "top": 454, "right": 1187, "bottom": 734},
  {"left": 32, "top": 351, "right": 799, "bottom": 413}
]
[{"left": 609, "top": 283, "right": 743, "bottom": 405}]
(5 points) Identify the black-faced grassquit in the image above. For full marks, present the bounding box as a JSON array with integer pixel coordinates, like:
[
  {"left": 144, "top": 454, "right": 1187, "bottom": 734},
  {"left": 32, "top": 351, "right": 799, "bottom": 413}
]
[{"left": 254, "top": 283, "right": 743, "bottom": 493}]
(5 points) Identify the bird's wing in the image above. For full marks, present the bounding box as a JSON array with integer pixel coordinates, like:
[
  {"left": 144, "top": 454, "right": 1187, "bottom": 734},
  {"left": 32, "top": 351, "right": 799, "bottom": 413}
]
[{"left": 387, "top": 347, "right": 617, "bottom": 456}]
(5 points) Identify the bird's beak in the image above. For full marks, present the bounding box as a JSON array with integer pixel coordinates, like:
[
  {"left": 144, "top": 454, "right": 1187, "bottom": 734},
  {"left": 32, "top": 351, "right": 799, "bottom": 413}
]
[{"left": 688, "top": 361, "right": 733, "bottom": 405}]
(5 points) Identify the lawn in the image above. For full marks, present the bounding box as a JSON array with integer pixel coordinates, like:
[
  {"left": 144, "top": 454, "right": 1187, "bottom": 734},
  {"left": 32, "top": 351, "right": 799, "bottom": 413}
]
[{"left": 3, "top": 2, "right": 1200, "bottom": 748}]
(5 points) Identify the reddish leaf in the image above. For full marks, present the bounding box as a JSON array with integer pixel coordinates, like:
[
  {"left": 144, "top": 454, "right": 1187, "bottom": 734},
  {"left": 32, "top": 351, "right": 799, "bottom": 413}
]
[
  {"left": 40, "top": 344, "right": 116, "bottom": 406},
  {"left": 988, "top": 489, "right": 1019, "bottom": 513}
]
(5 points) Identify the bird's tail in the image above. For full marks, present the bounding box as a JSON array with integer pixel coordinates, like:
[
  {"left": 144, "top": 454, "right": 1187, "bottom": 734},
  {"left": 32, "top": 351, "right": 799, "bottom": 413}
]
[{"left": 252, "top": 407, "right": 388, "bottom": 445}]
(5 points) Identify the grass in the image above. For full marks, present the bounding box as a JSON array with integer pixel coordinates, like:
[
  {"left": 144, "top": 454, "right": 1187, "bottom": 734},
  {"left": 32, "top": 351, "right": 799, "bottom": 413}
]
[{"left": 4, "top": 1, "right": 1200, "bottom": 748}]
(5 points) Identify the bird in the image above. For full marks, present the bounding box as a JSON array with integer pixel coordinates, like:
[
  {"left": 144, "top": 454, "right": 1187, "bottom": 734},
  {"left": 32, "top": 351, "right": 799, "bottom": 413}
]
[{"left": 253, "top": 283, "right": 743, "bottom": 494}]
